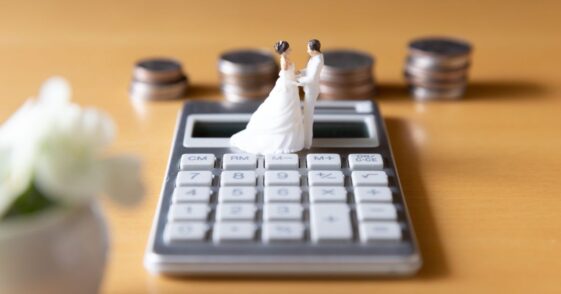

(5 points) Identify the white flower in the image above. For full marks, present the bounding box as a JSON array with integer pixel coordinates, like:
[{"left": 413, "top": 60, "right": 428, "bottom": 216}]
[{"left": 0, "top": 77, "right": 144, "bottom": 217}]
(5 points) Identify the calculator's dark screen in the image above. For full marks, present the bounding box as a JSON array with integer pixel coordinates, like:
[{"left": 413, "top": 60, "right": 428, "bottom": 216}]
[{"left": 192, "top": 121, "right": 369, "bottom": 138}]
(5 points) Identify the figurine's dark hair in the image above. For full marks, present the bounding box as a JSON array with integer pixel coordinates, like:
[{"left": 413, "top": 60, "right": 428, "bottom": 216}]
[
  {"left": 308, "top": 39, "right": 321, "bottom": 52},
  {"left": 274, "top": 40, "right": 290, "bottom": 54}
]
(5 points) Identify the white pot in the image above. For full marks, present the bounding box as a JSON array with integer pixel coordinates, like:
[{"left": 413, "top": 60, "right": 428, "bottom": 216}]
[{"left": 0, "top": 202, "right": 109, "bottom": 294}]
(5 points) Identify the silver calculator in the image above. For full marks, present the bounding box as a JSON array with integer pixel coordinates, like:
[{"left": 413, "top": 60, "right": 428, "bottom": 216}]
[{"left": 144, "top": 100, "right": 421, "bottom": 276}]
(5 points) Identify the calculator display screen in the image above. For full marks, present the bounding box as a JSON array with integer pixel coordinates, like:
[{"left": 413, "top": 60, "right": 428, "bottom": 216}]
[{"left": 192, "top": 121, "right": 370, "bottom": 138}]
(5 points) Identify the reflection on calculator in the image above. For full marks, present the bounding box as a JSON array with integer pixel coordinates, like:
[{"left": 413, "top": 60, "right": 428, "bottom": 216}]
[{"left": 144, "top": 100, "right": 421, "bottom": 276}]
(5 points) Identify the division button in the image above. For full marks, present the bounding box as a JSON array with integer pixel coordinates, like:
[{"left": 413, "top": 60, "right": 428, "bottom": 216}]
[
  {"left": 351, "top": 171, "right": 389, "bottom": 186},
  {"left": 168, "top": 204, "right": 209, "bottom": 221},
  {"left": 309, "top": 186, "right": 347, "bottom": 202},
  {"left": 264, "top": 186, "right": 302, "bottom": 202},
  {"left": 359, "top": 222, "right": 402, "bottom": 242},
  {"left": 265, "top": 154, "right": 299, "bottom": 169},
  {"left": 306, "top": 154, "right": 341, "bottom": 170},
  {"left": 172, "top": 187, "right": 211, "bottom": 203},
  {"left": 356, "top": 203, "right": 398, "bottom": 221},
  {"left": 180, "top": 153, "right": 216, "bottom": 170},
  {"left": 218, "top": 187, "right": 257, "bottom": 202},
  {"left": 164, "top": 223, "right": 208, "bottom": 243},
  {"left": 348, "top": 154, "right": 383, "bottom": 170},
  {"left": 222, "top": 153, "right": 257, "bottom": 170},
  {"left": 354, "top": 187, "right": 392, "bottom": 202},
  {"left": 262, "top": 222, "right": 305, "bottom": 243},
  {"left": 310, "top": 203, "right": 352, "bottom": 242},
  {"left": 264, "top": 170, "right": 300, "bottom": 186},
  {"left": 220, "top": 171, "right": 256, "bottom": 186},
  {"left": 213, "top": 222, "right": 256, "bottom": 243},
  {"left": 176, "top": 171, "right": 213, "bottom": 186},
  {"left": 307, "top": 171, "right": 344, "bottom": 186}
]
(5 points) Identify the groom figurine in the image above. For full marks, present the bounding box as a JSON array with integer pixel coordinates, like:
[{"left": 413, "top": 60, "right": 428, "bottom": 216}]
[{"left": 297, "top": 39, "right": 324, "bottom": 149}]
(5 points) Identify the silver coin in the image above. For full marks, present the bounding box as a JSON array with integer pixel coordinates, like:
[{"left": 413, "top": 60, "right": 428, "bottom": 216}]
[
  {"left": 409, "top": 37, "right": 472, "bottom": 57},
  {"left": 129, "top": 78, "right": 188, "bottom": 100},
  {"left": 221, "top": 83, "right": 273, "bottom": 97},
  {"left": 410, "top": 86, "right": 465, "bottom": 100},
  {"left": 218, "top": 49, "right": 278, "bottom": 75},
  {"left": 323, "top": 50, "right": 374, "bottom": 74},
  {"left": 405, "top": 64, "right": 469, "bottom": 80},
  {"left": 320, "top": 82, "right": 375, "bottom": 96},
  {"left": 405, "top": 73, "right": 467, "bottom": 87},
  {"left": 133, "top": 58, "right": 185, "bottom": 83},
  {"left": 220, "top": 73, "right": 276, "bottom": 87},
  {"left": 407, "top": 55, "right": 470, "bottom": 70}
]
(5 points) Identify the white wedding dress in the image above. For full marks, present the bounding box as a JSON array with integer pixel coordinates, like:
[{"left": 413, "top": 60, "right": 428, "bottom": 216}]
[{"left": 230, "top": 64, "right": 305, "bottom": 154}]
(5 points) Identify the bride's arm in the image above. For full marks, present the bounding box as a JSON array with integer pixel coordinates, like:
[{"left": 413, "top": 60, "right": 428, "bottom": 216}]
[{"left": 281, "top": 54, "right": 292, "bottom": 70}]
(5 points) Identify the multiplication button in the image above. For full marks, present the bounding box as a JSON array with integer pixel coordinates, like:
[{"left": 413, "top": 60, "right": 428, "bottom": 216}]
[
  {"left": 223, "top": 153, "right": 257, "bottom": 170},
  {"left": 180, "top": 154, "right": 216, "bottom": 170},
  {"left": 348, "top": 154, "right": 383, "bottom": 170},
  {"left": 306, "top": 154, "right": 341, "bottom": 170},
  {"left": 265, "top": 154, "right": 299, "bottom": 169},
  {"left": 309, "top": 187, "right": 347, "bottom": 202}
]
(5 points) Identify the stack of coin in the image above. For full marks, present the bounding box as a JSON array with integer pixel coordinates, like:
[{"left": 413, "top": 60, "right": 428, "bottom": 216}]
[
  {"left": 319, "top": 49, "right": 376, "bottom": 100},
  {"left": 129, "top": 58, "right": 189, "bottom": 100},
  {"left": 218, "top": 49, "right": 278, "bottom": 103},
  {"left": 405, "top": 37, "right": 472, "bottom": 100}
]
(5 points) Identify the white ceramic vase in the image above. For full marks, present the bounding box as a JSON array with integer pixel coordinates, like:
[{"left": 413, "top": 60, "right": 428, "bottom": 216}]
[{"left": 0, "top": 202, "right": 109, "bottom": 294}]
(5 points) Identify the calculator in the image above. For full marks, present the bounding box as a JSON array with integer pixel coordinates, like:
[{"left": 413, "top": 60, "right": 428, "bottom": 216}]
[{"left": 144, "top": 100, "right": 422, "bottom": 276}]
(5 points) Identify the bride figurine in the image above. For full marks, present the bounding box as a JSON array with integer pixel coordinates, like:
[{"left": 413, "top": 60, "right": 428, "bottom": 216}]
[{"left": 230, "top": 40, "right": 305, "bottom": 154}]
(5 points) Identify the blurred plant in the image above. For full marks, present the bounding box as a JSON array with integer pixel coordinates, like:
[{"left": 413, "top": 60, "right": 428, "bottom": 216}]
[{"left": 0, "top": 77, "right": 143, "bottom": 220}]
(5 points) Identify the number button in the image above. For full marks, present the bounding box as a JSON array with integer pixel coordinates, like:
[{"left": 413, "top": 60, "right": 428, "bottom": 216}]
[
  {"left": 168, "top": 204, "right": 208, "bottom": 221},
  {"left": 180, "top": 154, "right": 216, "bottom": 170},
  {"left": 309, "top": 187, "right": 347, "bottom": 202},
  {"left": 264, "top": 171, "right": 300, "bottom": 186},
  {"left": 264, "top": 187, "right": 302, "bottom": 202},
  {"left": 172, "top": 187, "right": 211, "bottom": 203},
  {"left": 213, "top": 222, "right": 256, "bottom": 243},
  {"left": 222, "top": 153, "right": 257, "bottom": 170},
  {"left": 354, "top": 187, "right": 392, "bottom": 202},
  {"left": 176, "top": 171, "right": 213, "bottom": 186},
  {"left": 262, "top": 222, "right": 305, "bottom": 243},
  {"left": 348, "top": 154, "right": 383, "bottom": 170},
  {"left": 263, "top": 204, "right": 303, "bottom": 221},
  {"left": 265, "top": 154, "right": 299, "bottom": 169},
  {"left": 351, "top": 171, "right": 388, "bottom": 186},
  {"left": 306, "top": 154, "right": 341, "bottom": 170},
  {"left": 359, "top": 222, "right": 402, "bottom": 242},
  {"left": 307, "top": 171, "right": 344, "bottom": 186},
  {"left": 220, "top": 171, "right": 256, "bottom": 186},
  {"left": 218, "top": 187, "right": 256, "bottom": 202},
  {"left": 164, "top": 223, "right": 208, "bottom": 243},
  {"left": 215, "top": 204, "right": 256, "bottom": 221}
]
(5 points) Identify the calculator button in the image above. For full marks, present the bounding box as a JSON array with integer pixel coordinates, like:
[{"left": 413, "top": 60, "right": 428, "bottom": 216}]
[
  {"left": 348, "top": 154, "right": 383, "bottom": 170},
  {"left": 309, "top": 187, "right": 347, "bottom": 202},
  {"left": 351, "top": 171, "right": 388, "bottom": 186},
  {"left": 307, "top": 171, "right": 344, "bottom": 186},
  {"left": 164, "top": 223, "right": 208, "bottom": 243},
  {"left": 265, "top": 154, "right": 299, "bottom": 169},
  {"left": 213, "top": 222, "right": 256, "bottom": 243},
  {"left": 215, "top": 204, "right": 256, "bottom": 221},
  {"left": 359, "top": 222, "right": 402, "bottom": 242},
  {"left": 222, "top": 154, "right": 257, "bottom": 170},
  {"left": 264, "top": 171, "right": 300, "bottom": 186},
  {"left": 220, "top": 171, "right": 256, "bottom": 186},
  {"left": 306, "top": 154, "right": 341, "bottom": 170},
  {"left": 354, "top": 187, "right": 392, "bottom": 202},
  {"left": 310, "top": 204, "right": 352, "bottom": 242},
  {"left": 176, "top": 171, "right": 213, "bottom": 186},
  {"left": 180, "top": 154, "right": 216, "bottom": 170},
  {"left": 356, "top": 204, "right": 397, "bottom": 221},
  {"left": 218, "top": 187, "right": 256, "bottom": 203},
  {"left": 172, "top": 187, "right": 211, "bottom": 203},
  {"left": 264, "top": 186, "right": 302, "bottom": 202},
  {"left": 168, "top": 204, "right": 208, "bottom": 221},
  {"left": 262, "top": 222, "right": 305, "bottom": 243},
  {"left": 263, "top": 204, "right": 303, "bottom": 221}
]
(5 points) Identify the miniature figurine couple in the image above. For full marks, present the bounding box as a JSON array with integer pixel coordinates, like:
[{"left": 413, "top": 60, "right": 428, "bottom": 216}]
[{"left": 231, "top": 39, "right": 324, "bottom": 154}]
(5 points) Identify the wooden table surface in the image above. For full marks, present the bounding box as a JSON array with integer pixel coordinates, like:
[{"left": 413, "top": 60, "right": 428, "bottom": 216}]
[{"left": 1, "top": 0, "right": 560, "bottom": 293}]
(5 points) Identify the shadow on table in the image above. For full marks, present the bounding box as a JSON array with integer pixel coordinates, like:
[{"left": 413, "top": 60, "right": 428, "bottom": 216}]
[
  {"left": 374, "top": 80, "right": 547, "bottom": 101},
  {"left": 187, "top": 84, "right": 222, "bottom": 99},
  {"left": 161, "top": 118, "right": 447, "bottom": 283}
]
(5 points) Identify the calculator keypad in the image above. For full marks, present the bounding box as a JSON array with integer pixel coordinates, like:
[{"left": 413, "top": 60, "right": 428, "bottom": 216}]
[{"left": 164, "top": 153, "right": 402, "bottom": 245}]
